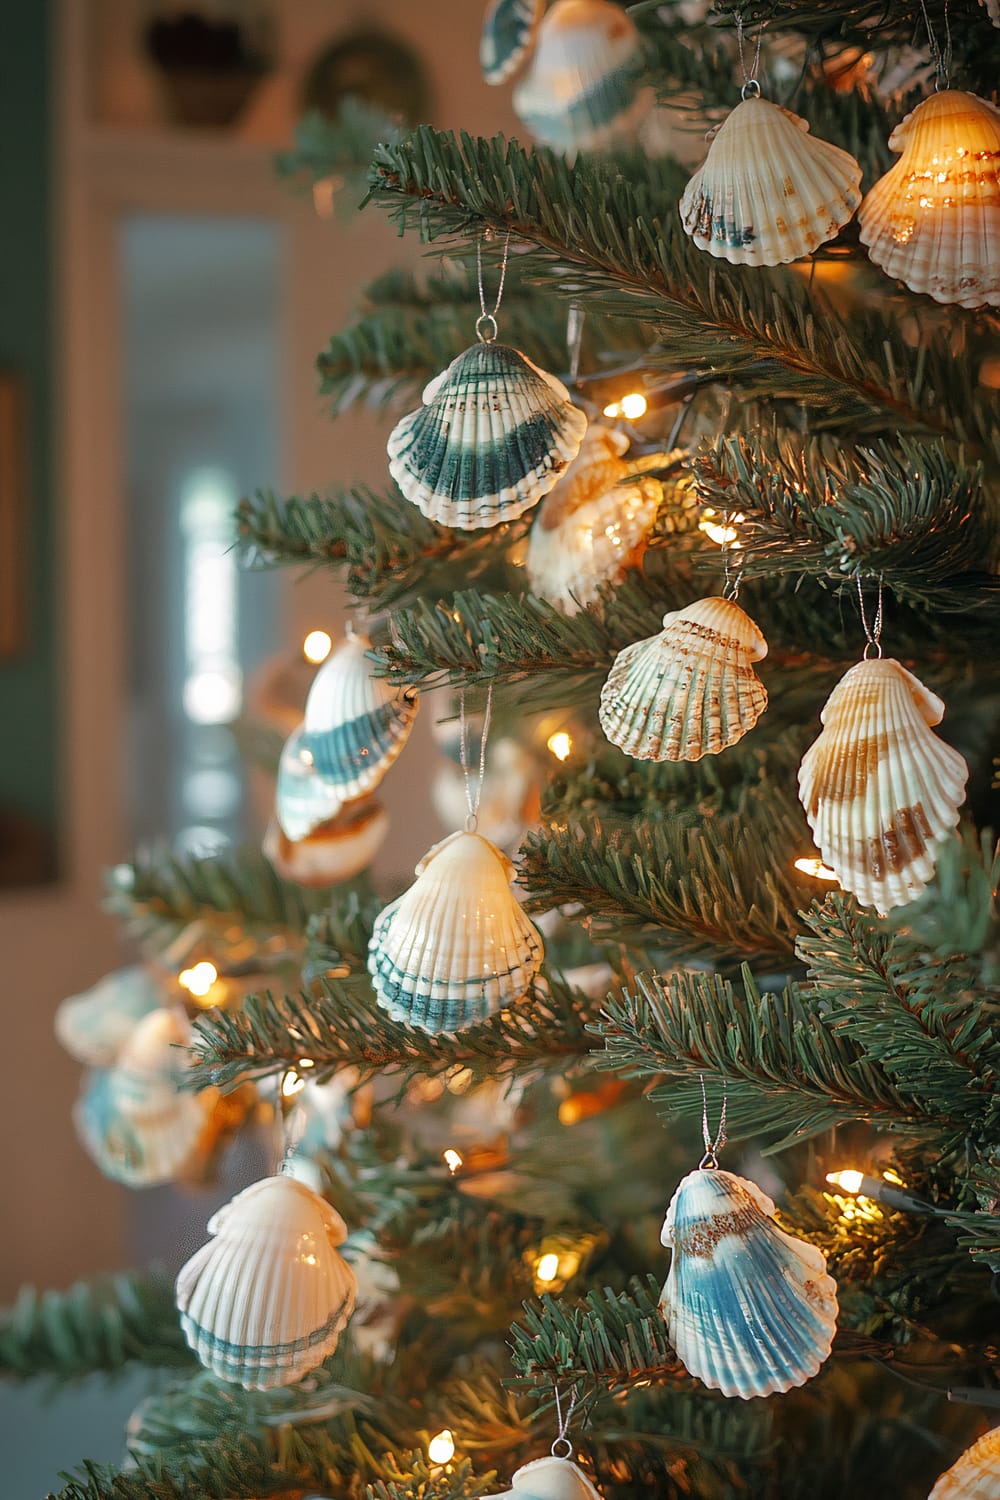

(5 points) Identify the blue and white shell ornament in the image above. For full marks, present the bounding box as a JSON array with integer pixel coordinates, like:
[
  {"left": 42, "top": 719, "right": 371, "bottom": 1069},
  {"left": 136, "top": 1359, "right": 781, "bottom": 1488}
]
[
  {"left": 303, "top": 630, "right": 418, "bottom": 801},
  {"left": 659, "top": 1105, "right": 838, "bottom": 1399},
  {"left": 480, "top": 0, "right": 543, "bottom": 85},
  {"left": 387, "top": 231, "right": 586, "bottom": 531}
]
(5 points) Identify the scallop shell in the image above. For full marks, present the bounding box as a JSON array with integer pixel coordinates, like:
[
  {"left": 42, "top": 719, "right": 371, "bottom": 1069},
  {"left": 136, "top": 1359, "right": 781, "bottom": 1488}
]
[
  {"left": 797, "top": 657, "right": 969, "bottom": 914},
  {"left": 388, "top": 342, "right": 587, "bottom": 531},
  {"left": 55, "top": 965, "right": 162, "bottom": 1067},
  {"left": 276, "top": 723, "right": 343, "bottom": 842},
  {"left": 526, "top": 422, "right": 663, "bottom": 613},
  {"left": 481, "top": 0, "right": 543, "bottom": 84},
  {"left": 660, "top": 1167, "right": 838, "bottom": 1399},
  {"left": 680, "top": 94, "right": 863, "bottom": 265},
  {"left": 599, "top": 596, "right": 768, "bottom": 761},
  {"left": 303, "top": 632, "right": 417, "bottom": 800},
  {"left": 263, "top": 799, "right": 389, "bottom": 887},
  {"left": 491, "top": 1455, "right": 604, "bottom": 1499},
  {"left": 74, "top": 1008, "right": 219, "bottom": 1188},
  {"left": 858, "top": 90, "right": 1000, "bottom": 309},
  {"left": 176, "top": 1173, "right": 357, "bottom": 1390},
  {"left": 367, "top": 830, "right": 544, "bottom": 1033},
  {"left": 513, "top": 0, "right": 652, "bottom": 156},
  {"left": 929, "top": 1428, "right": 1000, "bottom": 1500}
]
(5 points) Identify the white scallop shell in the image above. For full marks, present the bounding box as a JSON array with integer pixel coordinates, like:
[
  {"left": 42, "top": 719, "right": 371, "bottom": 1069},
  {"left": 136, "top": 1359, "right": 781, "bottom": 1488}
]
[
  {"left": 175, "top": 1173, "right": 357, "bottom": 1390},
  {"left": 276, "top": 724, "right": 343, "bottom": 842},
  {"left": 513, "top": 0, "right": 652, "bottom": 156},
  {"left": 481, "top": 0, "right": 543, "bottom": 84},
  {"left": 74, "top": 1008, "right": 218, "bottom": 1188},
  {"left": 797, "top": 657, "right": 969, "bottom": 914},
  {"left": 303, "top": 632, "right": 417, "bottom": 801},
  {"left": 929, "top": 1428, "right": 1000, "bottom": 1500},
  {"left": 491, "top": 1454, "right": 604, "bottom": 1499},
  {"left": 263, "top": 799, "right": 389, "bottom": 887},
  {"left": 526, "top": 422, "right": 663, "bottom": 613},
  {"left": 367, "top": 830, "right": 544, "bottom": 1033},
  {"left": 858, "top": 90, "right": 1000, "bottom": 309},
  {"left": 680, "top": 94, "right": 863, "bottom": 266},
  {"left": 388, "top": 342, "right": 587, "bottom": 531},
  {"left": 55, "top": 965, "right": 162, "bottom": 1067},
  {"left": 599, "top": 596, "right": 768, "bottom": 761},
  {"left": 660, "top": 1167, "right": 838, "bottom": 1399}
]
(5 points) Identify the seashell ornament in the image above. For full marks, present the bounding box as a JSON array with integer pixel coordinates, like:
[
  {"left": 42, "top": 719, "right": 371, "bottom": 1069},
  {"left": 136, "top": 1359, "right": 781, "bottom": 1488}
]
[
  {"left": 55, "top": 965, "right": 163, "bottom": 1067},
  {"left": 929, "top": 1428, "right": 1000, "bottom": 1500},
  {"left": 526, "top": 422, "right": 663, "bottom": 614},
  {"left": 679, "top": 90, "right": 862, "bottom": 266},
  {"left": 798, "top": 657, "right": 969, "bottom": 914},
  {"left": 263, "top": 798, "right": 389, "bottom": 888},
  {"left": 858, "top": 89, "right": 1000, "bottom": 309},
  {"left": 368, "top": 830, "right": 544, "bottom": 1033},
  {"left": 489, "top": 1454, "right": 604, "bottom": 1499},
  {"left": 660, "top": 1166, "right": 839, "bottom": 1399},
  {"left": 275, "top": 723, "right": 343, "bottom": 843},
  {"left": 513, "top": 0, "right": 652, "bottom": 156},
  {"left": 481, "top": 0, "right": 543, "bottom": 84},
  {"left": 599, "top": 596, "right": 768, "bottom": 761},
  {"left": 388, "top": 341, "right": 587, "bottom": 531},
  {"left": 75, "top": 1008, "right": 221, "bottom": 1188},
  {"left": 304, "top": 631, "right": 417, "bottom": 800},
  {"left": 176, "top": 1173, "right": 357, "bottom": 1390}
]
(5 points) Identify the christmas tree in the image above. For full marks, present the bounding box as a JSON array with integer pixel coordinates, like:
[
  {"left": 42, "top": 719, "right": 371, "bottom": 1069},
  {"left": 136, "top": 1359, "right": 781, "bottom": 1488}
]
[{"left": 5, "top": 3, "right": 1000, "bottom": 1497}]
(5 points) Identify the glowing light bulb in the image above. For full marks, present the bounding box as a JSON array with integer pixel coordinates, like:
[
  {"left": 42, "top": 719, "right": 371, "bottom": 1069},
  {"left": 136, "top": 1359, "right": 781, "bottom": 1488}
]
[
  {"left": 428, "top": 1430, "right": 455, "bottom": 1464},
  {"left": 547, "top": 731, "right": 573, "bottom": 762},
  {"left": 794, "top": 857, "right": 838, "bottom": 881},
  {"left": 535, "top": 1252, "right": 560, "bottom": 1284},
  {"left": 601, "top": 391, "right": 647, "bottom": 421},
  {"left": 178, "top": 961, "right": 218, "bottom": 998},
  {"left": 826, "top": 1169, "right": 865, "bottom": 1194},
  {"left": 698, "top": 508, "right": 745, "bottom": 546},
  {"left": 298, "top": 1057, "right": 316, "bottom": 1069},
  {"left": 443, "top": 1148, "right": 463, "bottom": 1174},
  {"left": 303, "top": 630, "right": 333, "bottom": 664},
  {"left": 281, "top": 1069, "right": 306, "bottom": 1100}
]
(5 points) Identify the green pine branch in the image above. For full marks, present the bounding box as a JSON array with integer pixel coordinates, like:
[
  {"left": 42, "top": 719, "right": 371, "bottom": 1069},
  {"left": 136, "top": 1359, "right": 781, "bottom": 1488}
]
[
  {"left": 188, "top": 972, "right": 603, "bottom": 1094},
  {"left": 0, "top": 1272, "right": 192, "bottom": 1381},
  {"left": 275, "top": 99, "right": 401, "bottom": 193},
  {"left": 519, "top": 774, "right": 815, "bottom": 963},
  {"left": 694, "top": 432, "right": 999, "bottom": 613},
  {"left": 238, "top": 486, "right": 524, "bottom": 608},
  {"left": 104, "top": 848, "right": 376, "bottom": 965},
  {"left": 365, "top": 128, "right": 1000, "bottom": 456},
  {"left": 317, "top": 261, "right": 652, "bottom": 416}
]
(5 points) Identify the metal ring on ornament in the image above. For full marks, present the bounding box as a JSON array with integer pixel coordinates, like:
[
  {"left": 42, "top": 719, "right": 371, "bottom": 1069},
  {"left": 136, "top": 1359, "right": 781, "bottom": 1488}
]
[
  {"left": 740, "top": 78, "right": 761, "bottom": 100},
  {"left": 475, "top": 313, "right": 499, "bottom": 343}
]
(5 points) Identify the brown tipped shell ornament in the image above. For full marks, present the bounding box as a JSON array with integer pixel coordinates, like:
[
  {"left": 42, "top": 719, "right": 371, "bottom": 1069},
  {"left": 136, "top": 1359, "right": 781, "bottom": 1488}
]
[
  {"left": 797, "top": 658, "right": 969, "bottom": 914},
  {"left": 599, "top": 596, "right": 768, "bottom": 761}
]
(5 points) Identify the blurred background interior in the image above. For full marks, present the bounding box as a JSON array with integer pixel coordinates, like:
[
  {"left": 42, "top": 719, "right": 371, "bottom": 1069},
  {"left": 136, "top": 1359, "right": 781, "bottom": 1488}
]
[{"left": 0, "top": 4, "right": 516, "bottom": 1491}]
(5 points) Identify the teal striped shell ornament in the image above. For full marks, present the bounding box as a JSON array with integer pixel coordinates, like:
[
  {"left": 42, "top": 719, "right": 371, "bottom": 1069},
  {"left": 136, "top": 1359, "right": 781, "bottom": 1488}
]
[
  {"left": 512, "top": 0, "right": 652, "bottom": 156},
  {"left": 275, "top": 723, "right": 344, "bottom": 843},
  {"left": 54, "top": 964, "right": 163, "bottom": 1068},
  {"left": 176, "top": 1174, "right": 357, "bottom": 1391},
  {"left": 481, "top": 0, "right": 543, "bottom": 84},
  {"left": 660, "top": 1167, "right": 838, "bottom": 1399},
  {"left": 387, "top": 342, "right": 587, "bottom": 531},
  {"left": 368, "top": 830, "right": 544, "bottom": 1033},
  {"left": 74, "top": 1008, "right": 215, "bottom": 1188},
  {"left": 303, "top": 631, "right": 418, "bottom": 801}
]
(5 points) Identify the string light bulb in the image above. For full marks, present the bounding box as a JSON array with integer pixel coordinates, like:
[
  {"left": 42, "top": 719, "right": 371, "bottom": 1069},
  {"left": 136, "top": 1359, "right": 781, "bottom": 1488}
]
[
  {"left": 698, "top": 508, "right": 745, "bottom": 546},
  {"left": 302, "top": 630, "right": 333, "bottom": 664},
  {"left": 826, "top": 1167, "right": 939, "bottom": 1216},
  {"left": 794, "top": 856, "right": 838, "bottom": 881},
  {"left": 443, "top": 1148, "right": 463, "bottom": 1174},
  {"left": 546, "top": 730, "right": 573, "bottom": 761},
  {"left": 428, "top": 1430, "right": 456, "bottom": 1465},
  {"left": 534, "top": 1252, "right": 560, "bottom": 1284},
  {"left": 178, "top": 961, "right": 218, "bottom": 999},
  {"left": 602, "top": 391, "right": 647, "bottom": 421}
]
